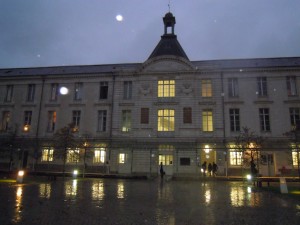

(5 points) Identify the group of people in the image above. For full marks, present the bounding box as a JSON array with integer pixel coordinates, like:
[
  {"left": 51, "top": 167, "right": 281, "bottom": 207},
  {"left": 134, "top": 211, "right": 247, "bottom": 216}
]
[{"left": 201, "top": 161, "right": 218, "bottom": 177}]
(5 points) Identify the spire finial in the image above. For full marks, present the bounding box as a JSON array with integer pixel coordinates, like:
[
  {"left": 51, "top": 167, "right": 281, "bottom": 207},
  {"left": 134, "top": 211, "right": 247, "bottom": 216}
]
[{"left": 168, "top": 0, "right": 171, "bottom": 12}]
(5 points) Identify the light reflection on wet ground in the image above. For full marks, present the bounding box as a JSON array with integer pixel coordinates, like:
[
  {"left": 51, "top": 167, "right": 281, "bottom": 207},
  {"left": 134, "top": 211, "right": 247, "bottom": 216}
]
[{"left": 0, "top": 178, "right": 299, "bottom": 225}]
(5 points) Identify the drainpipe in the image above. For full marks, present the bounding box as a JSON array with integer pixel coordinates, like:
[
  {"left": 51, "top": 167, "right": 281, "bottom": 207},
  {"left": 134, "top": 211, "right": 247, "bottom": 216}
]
[
  {"left": 34, "top": 76, "right": 45, "bottom": 171},
  {"left": 108, "top": 74, "right": 116, "bottom": 165},
  {"left": 221, "top": 72, "right": 228, "bottom": 177}
]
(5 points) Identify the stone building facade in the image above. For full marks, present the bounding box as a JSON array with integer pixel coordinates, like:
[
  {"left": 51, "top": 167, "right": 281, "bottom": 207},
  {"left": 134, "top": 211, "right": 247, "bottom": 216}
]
[{"left": 0, "top": 12, "right": 299, "bottom": 177}]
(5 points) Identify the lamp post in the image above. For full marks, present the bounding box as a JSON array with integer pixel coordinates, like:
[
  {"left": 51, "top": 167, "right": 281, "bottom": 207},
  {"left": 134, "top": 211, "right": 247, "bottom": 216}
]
[{"left": 83, "top": 141, "right": 88, "bottom": 178}]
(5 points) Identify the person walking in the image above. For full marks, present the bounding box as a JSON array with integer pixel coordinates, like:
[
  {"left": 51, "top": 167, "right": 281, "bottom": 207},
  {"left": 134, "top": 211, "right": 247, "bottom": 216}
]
[
  {"left": 160, "top": 162, "right": 165, "bottom": 178},
  {"left": 212, "top": 162, "right": 218, "bottom": 177},
  {"left": 208, "top": 163, "right": 213, "bottom": 176}
]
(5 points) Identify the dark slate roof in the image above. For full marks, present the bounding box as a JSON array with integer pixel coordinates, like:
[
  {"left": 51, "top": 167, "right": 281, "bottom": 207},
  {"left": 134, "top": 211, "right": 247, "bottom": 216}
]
[
  {"left": 0, "top": 57, "right": 300, "bottom": 77},
  {"left": 0, "top": 63, "right": 141, "bottom": 77},
  {"left": 192, "top": 57, "right": 300, "bottom": 70},
  {"left": 148, "top": 34, "right": 189, "bottom": 60}
]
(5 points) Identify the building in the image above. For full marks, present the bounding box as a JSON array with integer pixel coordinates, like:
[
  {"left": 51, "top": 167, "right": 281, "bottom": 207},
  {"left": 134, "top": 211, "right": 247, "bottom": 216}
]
[{"left": 0, "top": 12, "right": 300, "bottom": 177}]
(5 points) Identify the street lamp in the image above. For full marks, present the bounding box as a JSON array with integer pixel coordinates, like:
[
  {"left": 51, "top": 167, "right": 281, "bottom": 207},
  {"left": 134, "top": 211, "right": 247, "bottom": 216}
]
[{"left": 83, "top": 141, "right": 88, "bottom": 178}]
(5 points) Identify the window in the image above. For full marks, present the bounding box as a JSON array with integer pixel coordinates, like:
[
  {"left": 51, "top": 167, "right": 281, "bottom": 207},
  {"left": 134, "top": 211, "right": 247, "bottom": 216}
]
[
  {"left": 50, "top": 83, "right": 59, "bottom": 101},
  {"left": 97, "top": 110, "right": 107, "bottom": 132},
  {"left": 23, "top": 111, "right": 32, "bottom": 131},
  {"left": 93, "top": 148, "right": 106, "bottom": 163},
  {"left": 41, "top": 148, "right": 54, "bottom": 162},
  {"left": 122, "top": 110, "right": 131, "bottom": 132},
  {"left": 99, "top": 82, "right": 108, "bottom": 99},
  {"left": 72, "top": 111, "right": 81, "bottom": 131},
  {"left": 229, "top": 145, "right": 242, "bottom": 166},
  {"left": 228, "top": 78, "right": 238, "bottom": 97},
  {"left": 287, "top": 76, "right": 297, "bottom": 96},
  {"left": 66, "top": 148, "right": 80, "bottom": 163},
  {"left": 292, "top": 150, "right": 299, "bottom": 166},
  {"left": 74, "top": 82, "right": 83, "bottom": 101},
  {"left": 47, "top": 111, "right": 56, "bottom": 132},
  {"left": 183, "top": 107, "right": 192, "bottom": 124},
  {"left": 123, "top": 81, "right": 132, "bottom": 99},
  {"left": 201, "top": 79, "right": 212, "bottom": 97},
  {"left": 1, "top": 111, "right": 10, "bottom": 131},
  {"left": 257, "top": 77, "right": 267, "bottom": 97},
  {"left": 259, "top": 108, "right": 270, "bottom": 131},
  {"left": 158, "top": 80, "right": 175, "bottom": 97},
  {"left": 180, "top": 158, "right": 191, "bottom": 166},
  {"left": 141, "top": 108, "right": 149, "bottom": 124},
  {"left": 119, "top": 153, "right": 127, "bottom": 164},
  {"left": 229, "top": 109, "right": 240, "bottom": 132},
  {"left": 159, "top": 155, "right": 173, "bottom": 165},
  {"left": 158, "top": 109, "right": 175, "bottom": 131},
  {"left": 202, "top": 110, "right": 213, "bottom": 132},
  {"left": 4, "top": 85, "right": 13, "bottom": 102},
  {"left": 27, "top": 84, "right": 35, "bottom": 102},
  {"left": 290, "top": 108, "right": 300, "bottom": 128}
]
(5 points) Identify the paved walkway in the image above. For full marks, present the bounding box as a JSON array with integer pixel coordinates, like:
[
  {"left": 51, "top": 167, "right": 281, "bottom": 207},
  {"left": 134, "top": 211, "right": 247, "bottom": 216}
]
[{"left": 0, "top": 177, "right": 299, "bottom": 225}]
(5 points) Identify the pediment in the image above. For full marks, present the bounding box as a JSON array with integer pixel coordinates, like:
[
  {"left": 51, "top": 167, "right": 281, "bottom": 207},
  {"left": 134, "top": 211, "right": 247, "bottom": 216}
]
[{"left": 140, "top": 56, "right": 195, "bottom": 72}]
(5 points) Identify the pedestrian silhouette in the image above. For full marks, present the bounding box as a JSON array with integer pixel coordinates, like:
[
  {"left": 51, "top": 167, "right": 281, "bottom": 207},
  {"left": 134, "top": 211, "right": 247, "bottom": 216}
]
[
  {"left": 201, "top": 161, "right": 207, "bottom": 176},
  {"left": 160, "top": 162, "right": 165, "bottom": 178},
  {"left": 212, "top": 162, "right": 218, "bottom": 177},
  {"left": 208, "top": 163, "right": 213, "bottom": 176}
]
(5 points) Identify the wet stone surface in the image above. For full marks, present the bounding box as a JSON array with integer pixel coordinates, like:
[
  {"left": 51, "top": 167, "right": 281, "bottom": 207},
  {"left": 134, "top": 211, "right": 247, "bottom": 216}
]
[{"left": 0, "top": 178, "right": 299, "bottom": 225}]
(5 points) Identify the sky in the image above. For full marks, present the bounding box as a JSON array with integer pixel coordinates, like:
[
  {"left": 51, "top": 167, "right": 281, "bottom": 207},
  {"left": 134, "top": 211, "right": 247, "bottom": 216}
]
[{"left": 0, "top": 0, "right": 300, "bottom": 69}]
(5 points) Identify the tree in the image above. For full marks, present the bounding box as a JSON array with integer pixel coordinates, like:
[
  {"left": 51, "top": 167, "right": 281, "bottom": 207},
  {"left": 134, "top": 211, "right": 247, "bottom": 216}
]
[
  {"left": 234, "top": 127, "right": 265, "bottom": 176},
  {"left": 53, "top": 123, "right": 79, "bottom": 177}
]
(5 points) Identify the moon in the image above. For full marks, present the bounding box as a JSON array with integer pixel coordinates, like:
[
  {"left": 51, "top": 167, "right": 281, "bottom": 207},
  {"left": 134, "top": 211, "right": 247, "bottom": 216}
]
[{"left": 116, "top": 14, "right": 123, "bottom": 22}]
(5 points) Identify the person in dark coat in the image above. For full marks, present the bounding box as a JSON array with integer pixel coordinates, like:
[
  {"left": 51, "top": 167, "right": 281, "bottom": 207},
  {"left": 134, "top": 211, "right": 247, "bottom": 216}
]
[
  {"left": 160, "top": 162, "right": 165, "bottom": 178},
  {"left": 212, "top": 162, "right": 218, "bottom": 177},
  {"left": 208, "top": 163, "right": 213, "bottom": 176}
]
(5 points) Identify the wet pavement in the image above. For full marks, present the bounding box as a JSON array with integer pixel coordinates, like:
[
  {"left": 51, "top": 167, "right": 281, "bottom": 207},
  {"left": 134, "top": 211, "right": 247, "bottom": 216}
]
[{"left": 0, "top": 177, "right": 299, "bottom": 225}]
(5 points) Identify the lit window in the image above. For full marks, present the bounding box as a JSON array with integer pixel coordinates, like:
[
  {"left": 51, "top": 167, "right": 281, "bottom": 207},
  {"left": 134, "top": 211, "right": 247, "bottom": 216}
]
[
  {"left": 41, "top": 148, "right": 54, "bottom": 162},
  {"left": 93, "top": 148, "right": 106, "bottom": 163},
  {"left": 159, "top": 155, "right": 173, "bottom": 165},
  {"left": 158, "top": 80, "right": 175, "bottom": 97},
  {"left": 122, "top": 110, "right": 131, "bottom": 132},
  {"left": 257, "top": 77, "right": 267, "bottom": 97},
  {"left": 229, "top": 145, "right": 242, "bottom": 166},
  {"left": 292, "top": 150, "right": 299, "bottom": 166},
  {"left": 47, "top": 111, "right": 56, "bottom": 133},
  {"left": 202, "top": 110, "right": 213, "bottom": 132},
  {"left": 158, "top": 109, "right": 175, "bottom": 131},
  {"left": 201, "top": 79, "right": 212, "bottom": 97},
  {"left": 66, "top": 148, "right": 80, "bottom": 163},
  {"left": 287, "top": 76, "right": 297, "bottom": 96},
  {"left": 123, "top": 81, "right": 132, "bottom": 99},
  {"left": 119, "top": 153, "right": 126, "bottom": 164}
]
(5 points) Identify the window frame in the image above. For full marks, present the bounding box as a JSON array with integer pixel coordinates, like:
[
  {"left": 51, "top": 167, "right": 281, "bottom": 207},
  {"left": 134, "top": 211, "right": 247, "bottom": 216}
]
[
  {"left": 157, "top": 109, "right": 175, "bottom": 132},
  {"left": 201, "top": 79, "right": 212, "bottom": 97},
  {"left": 158, "top": 80, "right": 175, "bottom": 97},
  {"left": 99, "top": 81, "right": 108, "bottom": 100},
  {"left": 202, "top": 109, "right": 213, "bottom": 132},
  {"left": 123, "top": 81, "right": 132, "bottom": 100},
  {"left": 229, "top": 108, "right": 240, "bottom": 132},
  {"left": 97, "top": 110, "right": 107, "bottom": 132},
  {"left": 121, "top": 110, "right": 131, "bottom": 132},
  {"left": 259, "top": 108, "right": 271, "bottom": 132},
  {"left": 257, "top": 77, "right": 268, "bottom": 97},
  {"left": 287, "top": 76, "right": 298, "bottom": 96},
  {"left": 228, "top": 78, "right": 239, "bottom": 97}
]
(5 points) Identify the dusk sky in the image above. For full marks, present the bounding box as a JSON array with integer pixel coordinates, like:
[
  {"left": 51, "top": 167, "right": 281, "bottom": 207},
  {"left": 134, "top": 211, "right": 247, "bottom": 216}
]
[{"left": 1, "top": 0, "right": 300, "bottom": 69}]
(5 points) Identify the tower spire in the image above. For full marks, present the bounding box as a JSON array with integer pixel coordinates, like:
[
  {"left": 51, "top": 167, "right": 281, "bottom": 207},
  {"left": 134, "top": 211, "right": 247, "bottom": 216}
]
[{"left": 168, "top": 0, "right": 171, "bottom": 12}]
